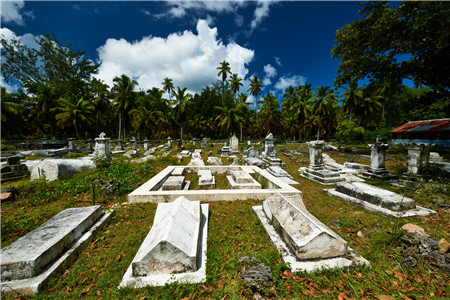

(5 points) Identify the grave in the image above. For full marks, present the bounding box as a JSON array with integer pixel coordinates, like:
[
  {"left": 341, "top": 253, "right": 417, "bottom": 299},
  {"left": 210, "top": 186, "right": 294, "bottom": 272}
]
[
  {"left": 67, "top": 138, "right": 76, "bottom": 151},
  {"left": 253, "top": 193, "right": 369, "bottom": 272},
  {"left": 161, "top": 176, "right": 190, "bottom": 191},
  {"left": 115, "top": 139, "right": 124, "bottom": 151},
  {"left": 362, "top": 137, "right": 397, "bottom": 181},
  {"left": 143, "top": 138, "right": 150, "bottom": 151},
  {"left": 264, "top": 133, "right": 276, "bottom": 157},
  {"left": 91, "top": 132, "right": 111, "bottom": 158},
  {"left": 198, "top": 170, "right": 215, "bottom": 188},
  {"left": 167, "top": 137, "right": 172, "bottom": 150},
  {"left": 244, "top": 146, "right": 267, "bottom": 169},
  {"left": 172, "top": 167, "right": 184, "bottom": 176},
  {"left": 0, "top": 156, "right": 30, "bottom": 182},
  {"left": 221, "top": 143, "right": 230, "bottom": 157},
  {"left": 229, "top": 134, "right": 239, "bottom": 153},
  {"left": 1, "top": 206, "right": 112, "bottom": 293},
  {"left": 227, "top": 170, "right": 262, "bottom": 189},
  {"left": 128, "top": 165, "right": 300, "bottom": 203},
  {"left": 30, "top": 158, "right": 95, "bottom": 181},
  {"left": 324, "top": 181, "right": 436, "bottom": 217},
  {"left": 299, "top": 140, "right": 344, "bottom": 185},
  {"left": 188, "top": 152, "right": 205, "bottom": 166},
  {"left": 130, "top": 137, "right": 137, "bottom": 150},
  {"left": 201, "top": 138, "right": 208, "bottom": 148},
  {"left": 207, "top": 157, "right": 222, "bottom": 165},
  {"left": 120, "top": 196, "right": 209, "bottom": 287},
  {"left": 180, "top": 150, "right": 191, "bottom": 157},
  {"left": 266, "top": 166, "right": 299, "bottom": 185}
]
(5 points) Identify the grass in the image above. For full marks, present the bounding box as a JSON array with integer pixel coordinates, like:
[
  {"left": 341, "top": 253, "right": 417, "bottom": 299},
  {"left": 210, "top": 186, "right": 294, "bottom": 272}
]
[{"left": 1, "top": 142, "right": 449, "bottom": 299}]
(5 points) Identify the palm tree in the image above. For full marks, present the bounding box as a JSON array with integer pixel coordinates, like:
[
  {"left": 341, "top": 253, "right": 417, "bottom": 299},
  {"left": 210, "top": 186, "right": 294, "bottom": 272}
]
[
  {"left": 90, "top": 78, "right": 111, "bottom": 135},
  {"left": 217, "top": 61, "right": 232, "bottom": 83},
  {"left": 129, "top": 92, "right": 167, "bottom": 138},
  {"left": 215, "top": 102, "right": 244, "bottom": 137},
  {"left": 259, "top": 93, "right": 285, "bottom": 135},
  {"left": 33, "top": 84, "right": 59, "bottom": 136},
  {"left": 311, "top": 86, "right": 335, "bottom": 140},
  {"left": 173, "top": 87, "right": 192, "bottom": 140},
  {"left": 229, "top": 73, "right": 243, "bottom": 100},
  {"left": 162, "top": 77, "right": 174, "bottom": 101},
  {"left": 248, "top": 75, "right": 264, "bottom": 136},
  {"left": 342, "top": 80, "right": 363, "bottom": 122},
  {"left": 111, "top": 74, "right": 138, "bottom": 139},
  {"left": 355, "top": 89, "right": 382, "bottom": 127},
  {"left": 51, "top": 95, "right": 94, "bottom": 139},
  {"left": 293, "top": 89, "right": 312, "bottom": 141},
  {"left": 1, "top": 87, "right": 23, "bottom": 137}
]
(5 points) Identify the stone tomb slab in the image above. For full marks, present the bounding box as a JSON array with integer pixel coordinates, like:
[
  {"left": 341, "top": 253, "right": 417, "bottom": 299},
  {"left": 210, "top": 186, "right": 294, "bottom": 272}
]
[
  {"left": 198, "top": 170, "right": 215, "bottom": 188},
  {"left": 227, "top": 170, "right": 261, "bottom": 189},
  {"left": 253, "top": 194, "right": 369, "bottom": 272},
  {"left": 171, "top": 167, "right": 184, "bottom": 176},
  {"left": 267, "top": 166, "right": 291, "bottom": 178},
  {"left": 162, "top": 176, "right": 186, "bottom": 191},
  {"left": 324, "top": 182, "right": 436, "bottom": 217},
  {"left": 120, "top": 197, "right": 209, "bottom": 287},
  {"left": 1, "top": 206, "right": 113, "bottom": 294}
]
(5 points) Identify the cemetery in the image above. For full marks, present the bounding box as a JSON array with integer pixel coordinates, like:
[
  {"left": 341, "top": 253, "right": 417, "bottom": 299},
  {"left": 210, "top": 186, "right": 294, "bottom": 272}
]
[
  {"left": 1, "top": 1, "right": 449, "bottom": 298},
  {"left": 1, "top": 134, "right": 448, "bottom": 298}
]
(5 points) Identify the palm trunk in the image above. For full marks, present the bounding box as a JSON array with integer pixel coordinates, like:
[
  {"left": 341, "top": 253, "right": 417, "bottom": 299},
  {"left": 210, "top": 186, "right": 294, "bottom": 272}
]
[
  {"left": 74, "top": 123, "right": 79, "bottom": 140},
  {"left": 349, "top": 109, "right": 352, "bottom": 122},
  {"left": 118, "top": 113, "right": 122, "bottom": 140}
]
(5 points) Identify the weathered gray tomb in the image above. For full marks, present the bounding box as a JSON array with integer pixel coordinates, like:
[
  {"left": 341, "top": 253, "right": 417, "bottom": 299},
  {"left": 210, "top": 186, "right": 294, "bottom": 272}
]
[
  {"left": 120, "top": 196, "right": 209, "bottom": 287},
  {"left": 1, "top": 206, "right": 112, "bottom": 293}
]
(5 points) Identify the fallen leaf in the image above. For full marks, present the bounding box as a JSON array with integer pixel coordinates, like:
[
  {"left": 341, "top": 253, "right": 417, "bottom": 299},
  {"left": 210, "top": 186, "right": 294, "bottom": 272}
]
[
  {"left": 63, "top": 269, "right": 70, "bottom": 277},
  {"left": 116, "top": 254, "right": 121, "bottom": 261},
  {"left": 86, "top": 283, "right": 95, "bottom": 293},
  {"left": 398, "top": 292, "right": 413, "bottom": 300},
  {"left": 66, "top": 286, "right": 72, "bottom": 293},
  {"left": 92, "top": 267, "right": 98, "bottom": 272},
  {"left": 47, "top": 288, "right": 55, "bottom": 292},
  {"left": 286, "top": 283, "right": 293, "bottom": 291},
  {"left": 96, "top": 290, "right": 101, "bottom": 296},
  {"left": 281, "top": 269, "right": 293, "bottom": 279},
  {"left": 322, "top": 289, "right": 331, "bottom": 295},
  {"left": 293, "top": 276, "right": 307, "bottom": 283},
  {"left": 338, "top": 292, "right": 346, "bottom": 300},
  {"left": 377, "top": 296, "right": 394, "bottom": 300},
  {"left": 217, "top": 280, "right": 224, "bottom": 290}
]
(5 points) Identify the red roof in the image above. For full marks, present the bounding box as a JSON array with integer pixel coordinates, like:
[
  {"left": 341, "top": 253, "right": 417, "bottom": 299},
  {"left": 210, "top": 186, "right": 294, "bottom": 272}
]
[{"left": 389, "top": 119, "right": 450, "bottom": 133}]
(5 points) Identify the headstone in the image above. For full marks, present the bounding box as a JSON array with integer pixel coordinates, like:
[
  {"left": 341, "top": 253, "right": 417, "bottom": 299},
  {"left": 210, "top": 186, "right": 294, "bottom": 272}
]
[
  {"left": 115, "top": 139, "right": 124, "bottom": 151},
  {"left": 201, "top": 138, "right": 208, "bottom": 148},
  {"left": 188, "top": 152, "right": 205, "bottom": 166},
  {"left": 192, "top": 137, "right": 197, "bottom": 145},
  {"left": 130, "top": 137, "right": 137, "bottom": 150},
  {"left": 405, "top": 143, "right": 434, "bottom": 175},
  {"left": 230, "top": 134, "right": 239, "bottom": 152},
  {"left": 167, "top": 137, "right": 172, "bottom": 150},
  {"left": 143, "top": 138, "right": 150, "bottom": 151},
  {"left": 92, "top": 133, "right": 111, "bottom": 157},
  {"left": 264, "top": 133, "right": 276, "bottom": 157},
  {"left": 231, "top": 157, "right": 240, "bottom": 166},
  {"left": 131, "top": 197, "right": 202, "bottom": 276},
  {"left": 221, "top": 142, "right": 230, "bottom": 157},
  {"left": 247, "top": 146, "right": 259, "bottom": 158},
  {"left": 67, "top": 138, "right": 76, "bottom": 151},
  {"left": 262, "top": 194, "right": 348, "bottom": 260},
  {"left": 306, "top": 140, "right": 324, "bottom": 168},
  {"left": 1, "top": 206, "right": 103, "bottom": 281}
]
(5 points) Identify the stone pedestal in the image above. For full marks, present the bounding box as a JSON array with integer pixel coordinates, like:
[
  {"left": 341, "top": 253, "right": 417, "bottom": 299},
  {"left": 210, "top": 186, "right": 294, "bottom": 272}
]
[
  {"left": 405, "top": 143, "right": 434, "bottom": 175},
  {"left": 221, "top": 143, "right": 230, "bottom": 157},
  {"left": 201, "top": 138, "right": 208, "bottom": 148},
  {"left": 362, "top": 138, "right": 397, "bottom": 181},
  {"left": 92, "top": 133, "right": 111, "bottom": 157},
  {"left": 300, "top": 140, "right": 343, "bottom": 185},
  {"left": 167, "top": 137, "right": 172, "bottom": 149},
  {"left": 143, "top": 138, "right": 149, "bottom": 151}
]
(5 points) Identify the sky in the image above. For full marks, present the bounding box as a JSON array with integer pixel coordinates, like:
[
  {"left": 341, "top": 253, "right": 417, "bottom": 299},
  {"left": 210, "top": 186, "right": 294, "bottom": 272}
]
[{"left": 1, "top": 0, "right": 364, "bottom": 102}]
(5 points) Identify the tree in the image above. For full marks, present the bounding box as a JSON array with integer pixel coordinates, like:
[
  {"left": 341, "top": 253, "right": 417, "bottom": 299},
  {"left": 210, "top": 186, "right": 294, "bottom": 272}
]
[
  {"left": 341, "top": 80, "right": 363, "bottom": 122},
  {"left": 332, "top": 2, "right": 450, "bottom": 96},
  {"left": 248, "top": 75, "right": 264, "bottom": 136},
  {"left": 311, "top": 86, "right": 335, "bottom": 140},
  {"left": 229, "top": 73, "right": 243, "bottom": 100},
  {"left": 111, "top": 74, "right": 138, "bottom": 139},
  {"left": 1, "top": 33, "right": 99, "bottom": 97},
  {"left": 259, "top": 93, "right": 284, "bottom": 135},
  {"left": 217, "top": 61, "right": 232, "bottom": 83},
  {"left": 129, "top": 90, "right": 167, "bottom": 139},
  {"left": 90, "top": 78, "right": 111, "bottom": 136},
  {"left": 1, "top": 87, "right": 24, "bottom": 137},
  {"left": 173, "top": 87, "right": 192, "bottom": 140},
  {"left": 162, "top": 77, "right": 174, "bottom": 101},
  {"left": 51, "top": 95, "right": 94, "bottom": 139}
]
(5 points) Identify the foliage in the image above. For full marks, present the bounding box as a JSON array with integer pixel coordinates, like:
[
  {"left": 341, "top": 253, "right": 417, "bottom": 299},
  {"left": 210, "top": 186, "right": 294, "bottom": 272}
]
[
  {"left": 334, "top": 120, "right": 365, "bottom": 141},
  {"left": 363, "top": 127, "right": 391, "bottom": 142},
  {"left": 332, "top": 2, "right": 450, "bottom": 97}
]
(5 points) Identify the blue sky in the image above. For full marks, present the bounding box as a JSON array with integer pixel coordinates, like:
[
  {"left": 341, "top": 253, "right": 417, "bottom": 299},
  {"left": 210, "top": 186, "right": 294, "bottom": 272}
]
[{"left": 1, "top": 1, "right": 364, "bottom": 101}]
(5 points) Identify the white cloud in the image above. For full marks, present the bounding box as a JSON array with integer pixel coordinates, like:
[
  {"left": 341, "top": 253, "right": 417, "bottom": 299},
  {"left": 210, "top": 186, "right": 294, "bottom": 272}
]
[
  {"left": 274, "top": 75, "right": 307, "bottom": 91},
  {"left": 1, "top": 0, "right": 33, "bottom": 26},
  {"left": 263, "top": 64, "right": 276, "bottom": 78},
  {"left": 251, "top": 0, "right": 274, "bottom": 30},
  {"left": 95, "top": 19, "right": 254, "bottom": 95},
  {"left": 274, "top": 56, "right": 282, "bottom": 66}
]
